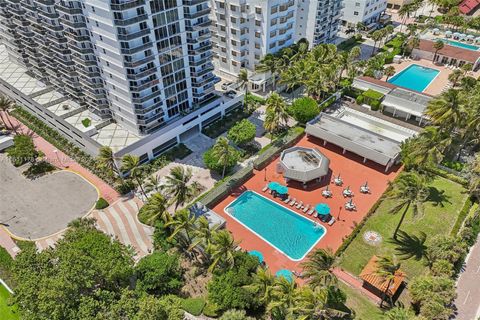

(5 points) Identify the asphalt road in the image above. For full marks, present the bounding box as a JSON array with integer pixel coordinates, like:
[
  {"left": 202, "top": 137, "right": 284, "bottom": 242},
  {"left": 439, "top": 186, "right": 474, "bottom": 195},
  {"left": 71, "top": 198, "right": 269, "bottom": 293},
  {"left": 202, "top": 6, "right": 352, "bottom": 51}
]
[{"left": 454, "top": 235, "right": 480, "bottom": 320}]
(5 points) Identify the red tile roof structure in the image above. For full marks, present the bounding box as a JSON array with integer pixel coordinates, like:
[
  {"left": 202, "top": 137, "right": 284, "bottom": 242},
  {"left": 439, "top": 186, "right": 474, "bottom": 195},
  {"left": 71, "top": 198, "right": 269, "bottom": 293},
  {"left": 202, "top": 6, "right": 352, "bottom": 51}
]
[
  {"left": 459, "top": 0, "right": 480, "bottom": 15},
  {"left": 418, "top": 39, "right": 480, "bottom": 63}
]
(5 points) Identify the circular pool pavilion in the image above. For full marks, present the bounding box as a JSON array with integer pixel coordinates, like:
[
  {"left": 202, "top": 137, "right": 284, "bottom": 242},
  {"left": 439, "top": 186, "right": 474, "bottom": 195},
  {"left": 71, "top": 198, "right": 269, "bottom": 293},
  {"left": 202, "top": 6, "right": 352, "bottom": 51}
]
[{"left": 278, "top": 146, "right": 330, "bottom": 186}]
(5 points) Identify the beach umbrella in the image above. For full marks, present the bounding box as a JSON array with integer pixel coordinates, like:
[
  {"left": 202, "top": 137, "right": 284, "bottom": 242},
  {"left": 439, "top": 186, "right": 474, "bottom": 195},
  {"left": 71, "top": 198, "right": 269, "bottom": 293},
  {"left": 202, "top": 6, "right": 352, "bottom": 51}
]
[
  {"left": 275, "top": 269, "right": 293, "bottom": 282},
  {"left": 468, "top": 34, "right": 475, "bottom": 39},
  {"left": 249, "top": 250, "right": 264, "bottom": 264},
  {"left": 445, "top": 30, "right": 452, "bottom": 34},
  {"left": 460, "top": 33, "right": 467, "bottom": 39},
  {"left": 453, "top": 32, "right": 460, "bottom": 37},
  {"left": 276, "top": 185, "right": 288, "bottom": 195},
  {"left": 433, "top": 28, "right": 439, "bottom": 32},
  {"left": 268, "top": 181, "right": 280, "bottom": 191},
  {"left": 315, "top": 203, "right": 331, "bottom": 216}
]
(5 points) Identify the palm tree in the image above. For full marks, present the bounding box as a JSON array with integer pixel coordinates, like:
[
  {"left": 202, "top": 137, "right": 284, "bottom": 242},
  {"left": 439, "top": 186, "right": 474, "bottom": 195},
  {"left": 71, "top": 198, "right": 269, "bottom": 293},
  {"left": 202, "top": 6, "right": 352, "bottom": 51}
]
[
  {"left": 96, "top": 146, "right": 122, "bottom": 179},
  {"left": 290, "top": 286, "right": 349, "bottom": 319},
  {"left": 238, "top": 68, "right": 249, "bottom": 105},
  {"left": 166, "top": 209, "right": 197, "bottom": 249},
  {"left": 405, "top": 36, "right": 420, "bottom": 57},
  {"left": 162, "top": 166, "right": 202, "bottom": 210},
  {"left": 433, "top": 39, "right": 444, "bottom": 63},
  {"left": 212, "top": 137, "right": 234, "bottom": 179},
  {"left": 384, "top": 66, "right": 396, "bottom": 81},
  {"left": 0, "top": 95, "right": 15, "bottom": 132},
  {"left": 256, "top": 54, "right": 281, "bottom": 90},
  {"left": 384, "top": 171, "right": 430, "bottom": 239},
  {"left": 301, "top": 249, "right": 337, "bottom": 288},
  {"left": 208, "top": 229, "right": 239, "bottom": 272},
  {"left": 140, "top": 192, "right": 170, "bottom": 225},
  {"left": 189, "top": 215, "right": 219, "bottom": 260},
  {"left": 268, "top": 277, "right": 297, "bottom": 320},
  {"left": 448, "top": 69, "right": 463, "bottom": 87},
  {"left": 461, "top": 62, "right": 473, "bottom": 75},
  {"left": 121, "top": 154, "right": 148, "bottom": 199},
  {"left": 244, "top": 268, "right": 276, "bottom": 304},
  {"left": 374, "top": 255, "right": 401, "bottom": 307},
  {"left": 265, "top": 92, "right": 289, "bottom": 128},
  {"left": 371, "top": 30, "right": 384, "bottom": 57},
  {"left": 425, "top": 89, "right": 465, "bottom": 131},
  {"left": 398, "top": 3, "right": 415, "bottom": 33},
  {"left": 144, "top": 174, "right": 162, "bottom": 194},
  {"left": 384, "top": 306, "right": 416, "bottom": 319}
]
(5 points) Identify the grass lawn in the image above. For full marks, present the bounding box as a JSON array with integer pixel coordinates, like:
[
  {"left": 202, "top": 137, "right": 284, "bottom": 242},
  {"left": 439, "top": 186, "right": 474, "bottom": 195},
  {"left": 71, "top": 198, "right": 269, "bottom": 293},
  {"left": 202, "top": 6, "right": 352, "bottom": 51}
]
[
  {"left": 338, "top": 176, "right": 468, "bottom": 279},
  {"left": 339, "top": 282, "right": 384, "bottom": 320},
  {"left": 0, "top": 284, "right": 19, "bottom": 320}
]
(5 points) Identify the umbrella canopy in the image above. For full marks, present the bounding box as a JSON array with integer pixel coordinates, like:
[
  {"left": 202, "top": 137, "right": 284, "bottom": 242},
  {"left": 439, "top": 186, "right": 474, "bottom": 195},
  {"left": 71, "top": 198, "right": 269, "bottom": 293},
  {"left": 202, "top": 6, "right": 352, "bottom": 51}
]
[
  {"left": 468, "top": 34, "right": 475, "bottom": 38},
  {"left": 476, "top": 36, "right": 480, "bottom": 42},
  {"left": 315, "top": 203, "right": 331, "bottom": 215},
  {"left": 249, "top": 250, "right": 264, "bottom": 263},
  {"left": 460, "top": 33, "right": 467, "bottom": 38},
  {"left": 445, "top": 30, "right": 452, "bottom": 34},
  {"left": 275, "top": 269, "right": 293, "bottom": 282},
  {"left": 432, "top": 28, "right": 439, "bottom": 32},
  {"left": 453, "top": 32, "right": 460, "bottom": 36},
  {"left": 276, "top": 185, "right": 289, "bottom": 195},
  {"left": 268, "top": 181, "right": 281, "bottom": 191}
]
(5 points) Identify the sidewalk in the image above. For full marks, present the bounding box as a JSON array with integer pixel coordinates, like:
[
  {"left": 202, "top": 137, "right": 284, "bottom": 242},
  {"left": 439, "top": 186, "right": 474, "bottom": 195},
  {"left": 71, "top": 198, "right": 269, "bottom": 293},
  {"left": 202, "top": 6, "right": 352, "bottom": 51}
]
[
  {"left": 0, "top": 228, "right": 20, "bottom": 258},
  {"left": 332, "top": 267, "right": 381, "bottom": 304},
  {"left": 9, "top": 114, "right": 120, "bottom": 203}
]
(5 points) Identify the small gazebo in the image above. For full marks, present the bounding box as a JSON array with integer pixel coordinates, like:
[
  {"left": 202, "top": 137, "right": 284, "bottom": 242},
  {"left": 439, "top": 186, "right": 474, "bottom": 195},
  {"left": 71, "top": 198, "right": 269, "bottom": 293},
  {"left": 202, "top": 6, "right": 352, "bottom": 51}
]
[
  {"left": 360, "top": 256, "right": 405, "bottom": 300},
  {"left": 278, "top": 147, "right": 330, "bottom": 186}
]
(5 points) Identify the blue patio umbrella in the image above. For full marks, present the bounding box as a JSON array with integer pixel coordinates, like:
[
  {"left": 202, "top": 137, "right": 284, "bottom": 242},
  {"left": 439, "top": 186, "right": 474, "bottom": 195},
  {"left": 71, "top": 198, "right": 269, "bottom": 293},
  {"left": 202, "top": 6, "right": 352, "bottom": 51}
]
[
  {"left": 315, "top": 203, "right": 331, "bottom": 216},
  {"left": 275, "top": 269, "right": 293, "bottom": 282},
  {"left": 276, "top": 185, "right": 289, "bottom": 195},
  {"left": 248, "top": 250, "right": 264, "bottom": 263},
  {"left": 268, "top": 181, "right": 281, "bottom": 191}
]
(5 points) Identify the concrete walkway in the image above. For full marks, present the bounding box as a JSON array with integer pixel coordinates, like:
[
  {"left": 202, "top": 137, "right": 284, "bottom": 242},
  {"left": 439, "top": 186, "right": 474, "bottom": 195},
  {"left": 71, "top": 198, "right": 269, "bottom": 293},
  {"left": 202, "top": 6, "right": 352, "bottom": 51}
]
[
  {"left": 0, "top": 228, "right": 20, "bottom": 257},
  {"left": 333, "top": 268, "right": 382, "bottom": 304},
  {"left": 453, "top": 235, "right": 480, "bottom": 320}
]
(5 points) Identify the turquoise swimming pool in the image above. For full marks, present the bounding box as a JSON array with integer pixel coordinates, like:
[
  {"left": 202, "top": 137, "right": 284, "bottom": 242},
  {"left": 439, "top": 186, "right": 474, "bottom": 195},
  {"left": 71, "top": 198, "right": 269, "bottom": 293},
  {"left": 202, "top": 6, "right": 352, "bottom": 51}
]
[
  {"left": 388, "top": 64, "right": 439, "bottom": 92},
  {"left": 444, "top": 39, "right": 479, "bottom": 51},
  {"left": 225, "top": 191, "right": 326, "bottom": 261}
]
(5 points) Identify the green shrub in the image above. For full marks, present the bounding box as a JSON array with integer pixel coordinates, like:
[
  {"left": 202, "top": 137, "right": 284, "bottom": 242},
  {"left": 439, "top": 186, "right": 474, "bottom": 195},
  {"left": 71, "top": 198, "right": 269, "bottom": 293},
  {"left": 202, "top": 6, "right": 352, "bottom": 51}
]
[
  {"left": 441, "top": 160, "right": 465, "bottom": 172},
  {"left": 181, "top": 298, "right": 206, "bottom": 316},
  {"left": 203, "top": 146, "right": 240, "bottom": 175},
  {"left": 203, "top": 302, "right": 220, "bottom": 317},
  {"left": 23, "top": 161, "right": 56, "bottom": 178},
  {"left": 81, "top": 118, "right": 91, "bottom": 128},
  {"left": 428, "top": 167, "right": 468, "bottom": 186},
  {"left": 451, "top": 197, "right": 473, "bottom": 236},
  {"left": 95, "top": 197, "right": 109, "bottom": 210},
  {"left": 0, "top": 246, "right": 14, "bottom": 287},
  {"left": 117, "top": 180, "right": 135, "bottom": 195},
  {"left": 355, "top": 95, "right": 365, "bottom": 105},
  {"left": 363, "top": 89, "right": 384, "bottom": 101},
  {"left": 288, "top": 97, "right": 320, "bottom": 124},
  {"left": 369, "top": 99, "right": 381, "bottom": 111},
  {"left": 135, "top": 252, "right": 183, "bottom": 295},
  {"left": 227, "top": 119, "right": 256, "bottom": 146},
  {"left": 7, "top": 134, "right": 39, "bottom": 166},
  {"left": 162, "top": 144, "right": 192, "bottom": 161}
]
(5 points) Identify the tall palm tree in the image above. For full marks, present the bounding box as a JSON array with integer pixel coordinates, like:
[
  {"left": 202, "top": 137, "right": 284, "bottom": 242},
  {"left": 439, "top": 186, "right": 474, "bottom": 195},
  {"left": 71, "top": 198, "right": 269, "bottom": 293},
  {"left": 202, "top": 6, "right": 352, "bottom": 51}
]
[
  {"left": 405, "top": 36, "right": 420, "bottom": 57},
  {"left": 208, "top": 229, "right": 239, "bottom": 272},
  {"left": 398, "top": 3, "right": 415, "bottom": 33},
  {"left": 448, "top": 69, "right": 464, "bottom": 87},
  {"left": 290, "top": 286, "right": 349, "bottom": 319},
  {"left": 144, "top": 174, "right": 162, "bottom": 194},
  {"left": 432, "top": 39, "right": 444, "bottom": 63},
  {"left": 256, "top": 54, "right": 281, "bottom": 90},
  {"left": 0, "top": 95, "right": 15, "bottom": 132},
  {"left": 301, "top": 249, "right": 337, "bottom": 288},
  {"left": 384, "top": 171, "right": 430, "bottom": 239},
  {"left": 212, "top": 137, "right": 234, "bottom": 178},
  {"left": 96, "top": 146, "right": 122, "bottom": 179},
  {"left": 384, "top": 306, "right": 416, "bottom": 319},
  {"left": 166, "top": 209, "right": 197, "bottom": 249},
  {"left": 140, "top": 192, "right": 170, "bottom": 225},
  {"left": 425, "top": 89, "right": 465, "bottom": 131},
  {"left": 268, "top": 277, "right": 297, "bottom": 320},
  {"left": 238, "top": 68, "right": 249, "bottom": 105},
  {"left": 121, "top": 154, "right": 148, "bottom": 199},
  {"left": 371, "top": 30, "right": 384, "bottom": 57},
  {"left": 162, "top": 166, "right": 202, "bottom": 210},
  {"left": 374, "top": 255, "right": 401, "bottom": 307},
  {"left": 384, "top": 66, "right": 396, "bottom": 81},
  {"left": 244, "top": 268, "right": 276, "bottom": 304},
  {"left": 265, "top": 92, "right": 289, "bottom": 127},
  {"left": 189, "top": 215, "right": 219, "bottom": 260}
]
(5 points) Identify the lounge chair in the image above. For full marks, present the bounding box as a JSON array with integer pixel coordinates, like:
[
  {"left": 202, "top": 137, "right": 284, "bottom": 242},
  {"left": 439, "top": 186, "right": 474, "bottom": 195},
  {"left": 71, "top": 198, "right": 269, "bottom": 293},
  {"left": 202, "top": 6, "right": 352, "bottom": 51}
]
[
  {"left": 289, "top": 198, "right": 297, "bottom": 206},
  {"left": 296, "top": 201, "right": 303, "bottom": 209},
  {"left": 283, "top": 196, "right": 291, "bottom": 203},
  {"left": 313, "top": 211, "right": 318, "bottom": 218},
  {"left": 303, "top": 204, "right": 310, "bottom": 213},
  {"left": 308, "top": 208, "right": 315, "bottom": 215},
  {"left": 262, "top": 185, "right": 268, "bottom": 192},
  {"left": 328, "top": 217, "right": 336, "bottom": 226}
]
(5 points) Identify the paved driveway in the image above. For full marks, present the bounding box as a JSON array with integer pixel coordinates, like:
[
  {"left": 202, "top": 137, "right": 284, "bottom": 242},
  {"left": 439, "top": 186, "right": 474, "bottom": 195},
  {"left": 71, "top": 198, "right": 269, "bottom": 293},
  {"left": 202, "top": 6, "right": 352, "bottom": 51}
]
[{"left": 0, "top": 154, "right": 98, "bottom": 239}]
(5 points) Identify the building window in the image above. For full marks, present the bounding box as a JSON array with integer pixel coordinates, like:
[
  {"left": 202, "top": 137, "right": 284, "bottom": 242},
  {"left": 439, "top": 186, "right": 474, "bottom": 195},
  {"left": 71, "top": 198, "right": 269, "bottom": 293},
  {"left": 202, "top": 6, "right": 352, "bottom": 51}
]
[{"left": 353, "top": 11, "right": 359, "bottom": 15}]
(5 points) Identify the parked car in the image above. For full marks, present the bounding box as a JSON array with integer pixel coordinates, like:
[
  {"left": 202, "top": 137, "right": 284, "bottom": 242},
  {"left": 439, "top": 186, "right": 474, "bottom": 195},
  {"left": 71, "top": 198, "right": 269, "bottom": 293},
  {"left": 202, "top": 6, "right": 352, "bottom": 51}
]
[
  {"left": 223, "top": 90, "right": 236, "bottom": 98},
  {"left": 221, "top": 82, "right": 233, "bottom": 90}
]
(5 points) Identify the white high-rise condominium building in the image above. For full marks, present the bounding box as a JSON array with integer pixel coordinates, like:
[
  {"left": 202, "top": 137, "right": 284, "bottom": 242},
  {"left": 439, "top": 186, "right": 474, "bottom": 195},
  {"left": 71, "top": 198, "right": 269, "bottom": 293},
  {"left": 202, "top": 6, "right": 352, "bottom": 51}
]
[
  {"left": 341, "top": 0, "right": 387, "bottom": 29},
  {"left": 209, "top": 0, "right": 342, "bottom": 91},
  {"left": 0, "top": 0, "right": 243, "bottom": 160}
]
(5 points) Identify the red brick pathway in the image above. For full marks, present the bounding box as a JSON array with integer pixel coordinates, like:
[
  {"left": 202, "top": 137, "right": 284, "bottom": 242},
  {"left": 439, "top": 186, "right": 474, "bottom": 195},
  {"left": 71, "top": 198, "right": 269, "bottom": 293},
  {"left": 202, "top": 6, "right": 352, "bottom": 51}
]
[{"left": 333, "top": 267, "right": 381, "bottom": 304}]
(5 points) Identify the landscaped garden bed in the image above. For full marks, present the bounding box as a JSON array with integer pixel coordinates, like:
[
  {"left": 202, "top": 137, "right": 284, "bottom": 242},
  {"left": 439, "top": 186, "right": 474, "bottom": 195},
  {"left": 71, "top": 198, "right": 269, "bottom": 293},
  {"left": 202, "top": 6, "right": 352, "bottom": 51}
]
[{"left": 202, "top": 108, "right": 250, "bottom": 139}]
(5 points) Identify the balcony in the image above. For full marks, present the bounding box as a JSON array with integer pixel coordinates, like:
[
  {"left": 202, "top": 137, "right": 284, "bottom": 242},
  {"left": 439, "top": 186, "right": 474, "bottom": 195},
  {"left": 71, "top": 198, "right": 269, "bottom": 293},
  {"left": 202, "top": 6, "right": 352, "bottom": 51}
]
[
  {"left": 117, "top": 28, "right": 150, "bottom": 41},
  {"left": 110, "top": 0, "right": 146, "bottom": 11},
  {"left": 113, "top": 13, "right": 148, "bottom": 26},
  {"left": 120, "top": 41, "right": 152, "bottom": 55},
  {"left": 123, "top": 54, "right": 155, "bottom": 68}
]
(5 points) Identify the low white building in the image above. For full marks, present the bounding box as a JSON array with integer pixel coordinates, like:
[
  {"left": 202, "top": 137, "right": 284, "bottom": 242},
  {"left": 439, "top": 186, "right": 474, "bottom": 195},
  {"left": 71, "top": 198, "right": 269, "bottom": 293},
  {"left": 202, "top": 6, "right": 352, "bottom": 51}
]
[{"left": 341, "top": 0, "right": 387, "bottom": 29}]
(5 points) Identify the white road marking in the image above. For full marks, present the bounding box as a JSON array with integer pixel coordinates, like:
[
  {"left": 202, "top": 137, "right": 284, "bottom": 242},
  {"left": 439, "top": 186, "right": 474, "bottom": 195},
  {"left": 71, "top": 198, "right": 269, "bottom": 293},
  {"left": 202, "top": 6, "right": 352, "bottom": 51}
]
[{"left": 463, "top": 291, "right": 470, "bottom": 305}]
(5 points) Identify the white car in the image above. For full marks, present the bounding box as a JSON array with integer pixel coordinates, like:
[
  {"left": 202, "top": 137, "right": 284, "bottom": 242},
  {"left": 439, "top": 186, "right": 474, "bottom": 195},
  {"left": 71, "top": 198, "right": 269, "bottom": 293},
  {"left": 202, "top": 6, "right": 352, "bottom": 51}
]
[{"left": 221, "top": 82, "right": 233, "bottom": 90}]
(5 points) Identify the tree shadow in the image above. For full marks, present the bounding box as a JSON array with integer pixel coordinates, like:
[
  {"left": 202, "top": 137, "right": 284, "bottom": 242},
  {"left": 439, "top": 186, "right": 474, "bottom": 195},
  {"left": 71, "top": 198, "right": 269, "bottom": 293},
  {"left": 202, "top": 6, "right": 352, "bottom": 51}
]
[
  {"left": 388, "top": 230, "right": 428, "bottom": 262},
  {"left": 426, "top": 187, "right": 451, "bottom": 207}
]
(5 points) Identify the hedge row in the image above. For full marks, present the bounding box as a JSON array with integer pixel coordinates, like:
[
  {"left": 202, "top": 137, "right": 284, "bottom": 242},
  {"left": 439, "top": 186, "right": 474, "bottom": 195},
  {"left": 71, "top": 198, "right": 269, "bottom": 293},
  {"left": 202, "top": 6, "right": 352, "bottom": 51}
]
[
  {"left": 199, "top": 165, "right": 254, "bottom": 208},
  {"left": 11, "top": 107, "right": 116, "bottom": 186},
  {"left": 451, "top": 196, "right": 474, "bottom": 236},
  {"left": 429, "top": 166, "right": 468, "bottom": 186},
  {"left": 253, "top": 127, "right": 305, "bottom": 170}
]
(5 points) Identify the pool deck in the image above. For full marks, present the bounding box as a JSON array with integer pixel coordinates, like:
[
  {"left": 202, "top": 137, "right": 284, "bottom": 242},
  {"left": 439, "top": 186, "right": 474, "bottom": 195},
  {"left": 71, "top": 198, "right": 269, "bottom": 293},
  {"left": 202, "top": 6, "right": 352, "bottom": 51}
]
[
  {"left": 211, "top": 135, "right": 401, "bottom": 274},
  {"left": 381, "top": 59, "right": 480, "bottom": 96}
]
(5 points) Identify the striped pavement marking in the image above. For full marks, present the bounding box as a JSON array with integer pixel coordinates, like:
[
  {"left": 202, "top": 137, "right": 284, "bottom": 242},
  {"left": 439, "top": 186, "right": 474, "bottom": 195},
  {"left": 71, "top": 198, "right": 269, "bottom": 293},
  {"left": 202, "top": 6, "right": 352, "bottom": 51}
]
[{"left": 35, "top": 199, "right": 153, "bottom": 260}]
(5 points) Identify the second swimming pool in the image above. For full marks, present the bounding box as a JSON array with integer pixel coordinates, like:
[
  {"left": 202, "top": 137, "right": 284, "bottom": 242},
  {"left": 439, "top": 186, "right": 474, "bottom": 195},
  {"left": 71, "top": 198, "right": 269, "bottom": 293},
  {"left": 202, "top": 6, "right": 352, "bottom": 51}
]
[
  {"left": 225, "top": 191, "right": 326, "bottom": 261},
  {"left": 388, "top": 64, "right": 439, "bottom": 92}
]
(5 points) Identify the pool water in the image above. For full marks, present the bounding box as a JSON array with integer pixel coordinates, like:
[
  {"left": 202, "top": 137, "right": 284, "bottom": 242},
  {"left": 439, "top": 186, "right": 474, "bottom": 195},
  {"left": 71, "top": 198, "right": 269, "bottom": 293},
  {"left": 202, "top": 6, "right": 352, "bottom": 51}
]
[
  {"left": 388, "top": 64, "right": 439, "bottom": 92},
  {"left": 444, "top": 39, "right": 479, "bottom": 51},
  {"left": 225, "top": 191, "right": 326, "bottom": 260}
]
